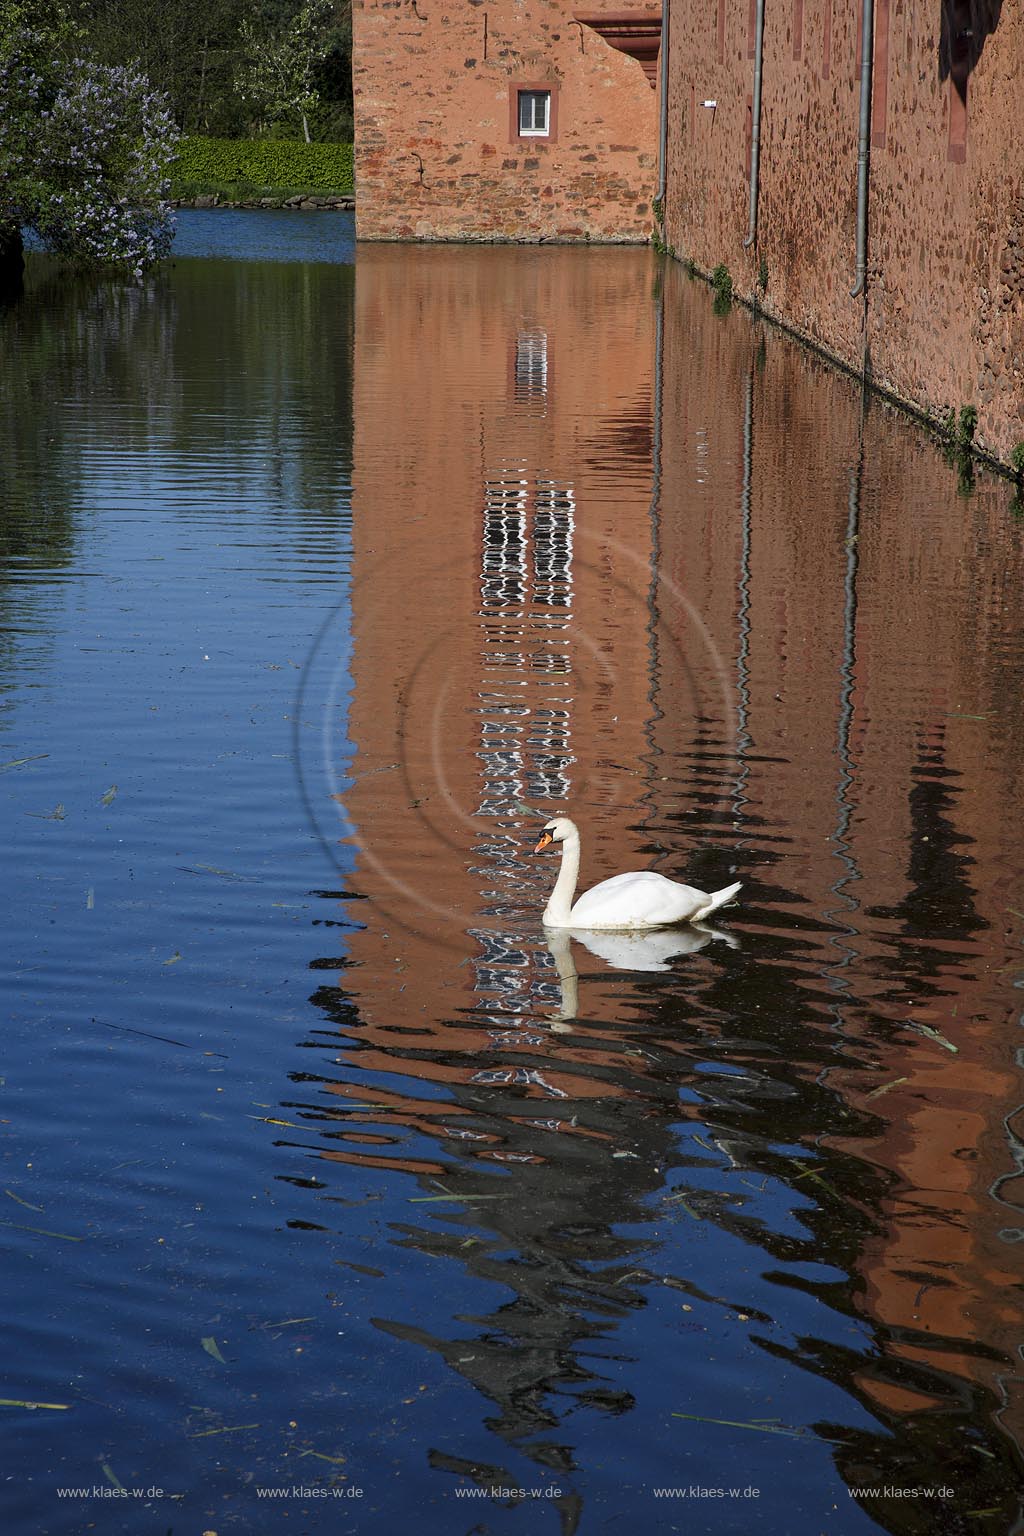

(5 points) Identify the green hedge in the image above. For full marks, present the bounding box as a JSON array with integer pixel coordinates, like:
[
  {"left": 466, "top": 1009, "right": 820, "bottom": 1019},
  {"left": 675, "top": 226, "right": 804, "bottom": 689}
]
[{"left": 172, "top": 138, "right": 354, "bottom": 193}]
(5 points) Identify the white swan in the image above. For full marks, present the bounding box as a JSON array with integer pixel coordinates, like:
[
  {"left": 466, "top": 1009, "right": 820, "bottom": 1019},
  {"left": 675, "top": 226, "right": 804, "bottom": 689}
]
[{"left": 534, "top": 816, "right": 741, "bottom": 931}]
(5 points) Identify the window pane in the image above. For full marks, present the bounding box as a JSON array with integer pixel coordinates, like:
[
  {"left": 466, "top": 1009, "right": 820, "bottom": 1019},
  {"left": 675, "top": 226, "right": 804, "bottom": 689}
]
[{"left": 518, "top": 91, "right": 550, "bottom": 135}]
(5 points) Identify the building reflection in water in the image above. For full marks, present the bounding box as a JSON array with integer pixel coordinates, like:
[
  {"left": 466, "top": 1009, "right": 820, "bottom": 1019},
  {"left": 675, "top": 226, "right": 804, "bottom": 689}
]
[{"left": 295, "top": 246, "right": 1023, "bottom": 1522}]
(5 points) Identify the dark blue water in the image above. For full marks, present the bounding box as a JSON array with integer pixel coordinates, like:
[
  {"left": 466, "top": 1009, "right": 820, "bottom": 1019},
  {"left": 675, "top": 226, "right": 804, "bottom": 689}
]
[
  {"left": 1, "top": 212, "right": 1021, "bottom": 1535},
  {"left": 170, "top": 206, "right": 356, "bottom": 263}
]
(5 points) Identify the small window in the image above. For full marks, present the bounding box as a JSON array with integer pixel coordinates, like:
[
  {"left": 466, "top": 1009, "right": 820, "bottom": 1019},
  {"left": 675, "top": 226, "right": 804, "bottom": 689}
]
[{"left": 518, "top": 90, "right": 550, "bottom": 137}]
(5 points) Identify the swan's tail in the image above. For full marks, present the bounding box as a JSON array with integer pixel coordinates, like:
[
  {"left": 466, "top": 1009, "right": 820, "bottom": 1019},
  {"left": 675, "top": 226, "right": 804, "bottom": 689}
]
[{"left": 691, "top": 881, "right": 742, "bottom": 922}]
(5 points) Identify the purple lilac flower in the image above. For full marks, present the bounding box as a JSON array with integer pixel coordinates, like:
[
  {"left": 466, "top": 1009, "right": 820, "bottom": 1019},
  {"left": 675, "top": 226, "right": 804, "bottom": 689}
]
[{"left": 2, "top": 27, "right": 178, "bottom": 279}]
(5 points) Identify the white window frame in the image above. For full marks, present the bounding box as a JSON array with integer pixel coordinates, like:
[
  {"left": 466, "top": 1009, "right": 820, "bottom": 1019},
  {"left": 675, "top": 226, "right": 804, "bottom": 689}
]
[{"left": 517, "top": 90, "right": 551, "bottom": 137}]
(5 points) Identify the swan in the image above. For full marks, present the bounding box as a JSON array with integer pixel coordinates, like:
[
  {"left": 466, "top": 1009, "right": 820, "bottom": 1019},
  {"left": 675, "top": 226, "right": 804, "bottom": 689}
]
[{"left": 534, "top": 817, "right": 741, "bottom": 930}]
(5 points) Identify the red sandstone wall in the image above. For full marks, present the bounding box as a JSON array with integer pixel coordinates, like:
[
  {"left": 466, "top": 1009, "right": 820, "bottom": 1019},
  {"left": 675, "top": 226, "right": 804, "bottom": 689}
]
[
  {"left": 663, "top": 0, "right": 1024, "bottom": 460},
  {"left": 353, "top": 0, "right": 659, "bottom": 243}
]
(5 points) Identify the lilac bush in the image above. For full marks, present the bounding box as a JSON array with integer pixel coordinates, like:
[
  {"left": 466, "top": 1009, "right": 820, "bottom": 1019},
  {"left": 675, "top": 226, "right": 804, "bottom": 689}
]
[{"left": 0, "top": 24, "right": 179, "bottom": 281}]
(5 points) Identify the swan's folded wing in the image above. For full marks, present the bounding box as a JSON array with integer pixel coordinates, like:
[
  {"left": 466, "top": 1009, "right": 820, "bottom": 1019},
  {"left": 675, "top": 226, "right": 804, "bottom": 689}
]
[{"left": 568, "top": 871, "right": 708, "bottom": 929}]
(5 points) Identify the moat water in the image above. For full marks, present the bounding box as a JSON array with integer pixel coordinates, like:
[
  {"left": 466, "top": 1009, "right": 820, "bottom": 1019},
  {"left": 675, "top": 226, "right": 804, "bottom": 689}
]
[{"left": 1, "top": 209, "right": 1022, "bottom": 1535}]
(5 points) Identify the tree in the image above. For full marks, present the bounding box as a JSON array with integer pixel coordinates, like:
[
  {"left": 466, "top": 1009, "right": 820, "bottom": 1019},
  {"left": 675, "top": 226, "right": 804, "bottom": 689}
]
[
  {"left": 78, "top": 0, "right": 352, "bottom": 141},
  {"left": 0, "top": 1, "right": 178, "bottom": 292},
  {"left": 237, "top": 0, "right": 333, "bottom": 143},
  {"left": 82, "top": 0, "right": 250, "bottom": 136}
]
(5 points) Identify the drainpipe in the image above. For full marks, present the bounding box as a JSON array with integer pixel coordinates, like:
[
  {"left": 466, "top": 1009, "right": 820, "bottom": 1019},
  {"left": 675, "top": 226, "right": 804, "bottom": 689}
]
[
  {"left": 743, "top": 0, "right": 766, "bottom": 248},
  {"left": 850, "top": 0, "right": 875, "bottom": 296},
  {"left": 655, "top": 0, "right": 670, "bottom": 211}
]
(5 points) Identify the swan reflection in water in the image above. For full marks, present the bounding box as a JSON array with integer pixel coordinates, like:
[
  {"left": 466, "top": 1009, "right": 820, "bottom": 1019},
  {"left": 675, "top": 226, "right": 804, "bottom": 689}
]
[{"left": 542, "top": 922, "right": 739, "bottom": 1023}]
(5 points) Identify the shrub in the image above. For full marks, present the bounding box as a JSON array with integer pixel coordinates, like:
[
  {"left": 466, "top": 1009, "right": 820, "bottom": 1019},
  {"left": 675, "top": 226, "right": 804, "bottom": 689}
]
[
  {"left": 711, "top": 262, "right": 732, "bottom": 301},
  {"left": 1, "top": 20, "right": 177, "bottom": 281},
  {"left": 711, "top": 262, "right": 733, "bottom": 314},
  {"left": 957, "top": 404, "right": 978, "bottom": 446},
  {"left": 172, "top": 137, "right": 353, "bottom": 194}
]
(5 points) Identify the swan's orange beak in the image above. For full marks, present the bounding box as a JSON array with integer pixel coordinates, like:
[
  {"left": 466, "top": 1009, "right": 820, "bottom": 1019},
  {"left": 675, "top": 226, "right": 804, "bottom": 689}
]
[{"left": 533, "top": 830, "right": 554, "bottom": 853}]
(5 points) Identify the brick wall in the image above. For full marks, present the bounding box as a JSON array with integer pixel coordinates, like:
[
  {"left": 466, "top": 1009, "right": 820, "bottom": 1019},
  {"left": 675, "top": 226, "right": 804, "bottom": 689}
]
[
  {"left": 663, "top": 0, "right": 1024, "bottom": 460},
  {"left": 353, "top": 0, "right": 659, "bottom": 243}
]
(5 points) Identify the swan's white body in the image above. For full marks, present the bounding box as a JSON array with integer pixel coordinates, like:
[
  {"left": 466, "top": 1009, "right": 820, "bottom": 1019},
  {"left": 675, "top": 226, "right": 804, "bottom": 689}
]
[{"left": 535, "top": 817, "right": 741, "bottom": 931}]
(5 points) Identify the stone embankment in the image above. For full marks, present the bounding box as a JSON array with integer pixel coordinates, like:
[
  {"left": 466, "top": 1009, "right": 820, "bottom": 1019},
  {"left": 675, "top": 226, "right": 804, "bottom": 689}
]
[{"left": 170, "top": 194, "right": 355, "bottom": 211}]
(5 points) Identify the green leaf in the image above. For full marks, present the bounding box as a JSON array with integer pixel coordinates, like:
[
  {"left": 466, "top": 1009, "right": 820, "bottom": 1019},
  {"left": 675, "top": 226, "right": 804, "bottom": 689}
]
[
  {"left": 0, "top": 1219, "right": 81, "bottom": 1241},
  {"left": 3, "top": 1189, "right": 44, "bottom": 1212},
  {"left": 189, "top": 1421, "right": 258, "bottom": 1438},
  {"left": 672, "top": 1411, "right": 804, "bottom": 1437},
  {"left": 0, "top": 753, "right": 49, "bottom": 772}
]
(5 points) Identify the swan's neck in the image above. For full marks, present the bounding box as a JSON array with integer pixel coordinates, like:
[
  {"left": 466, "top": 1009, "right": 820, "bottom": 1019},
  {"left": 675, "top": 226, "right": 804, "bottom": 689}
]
[{"left": 544, "top": 832, "right": 580, "bottom": 925}]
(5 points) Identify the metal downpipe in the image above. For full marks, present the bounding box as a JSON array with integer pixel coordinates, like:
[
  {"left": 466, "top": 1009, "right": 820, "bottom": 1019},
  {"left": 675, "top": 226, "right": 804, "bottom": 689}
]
[
  {"left": 655, "top": 0, "right": 671, "bottom": 210},
  {"left": 743, "top": 0, "right": 766, "bottom": 248},
  {"left": 850, "top": 0, "right": 875, "bottom": 296}
]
